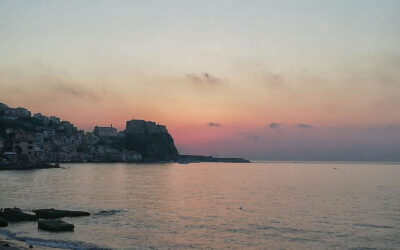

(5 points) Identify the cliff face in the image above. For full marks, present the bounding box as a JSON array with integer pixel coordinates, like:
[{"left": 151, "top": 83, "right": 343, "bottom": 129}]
[{"left": 123, "top": 131, "right": 179, "bottom": 162}]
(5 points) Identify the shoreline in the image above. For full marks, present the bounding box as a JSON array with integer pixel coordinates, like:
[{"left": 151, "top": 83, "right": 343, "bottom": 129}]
[
  {"left": 0, "top": 234, "right": 31, "bottom": 250},
  {"left": 0, "top": 233, "right": 59, "bottom": 250},
  {"left": 0, "top": 157, "right": 251, "bottom": 170}
]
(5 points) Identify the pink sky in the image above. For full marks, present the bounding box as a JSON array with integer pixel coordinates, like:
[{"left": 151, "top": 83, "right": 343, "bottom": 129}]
[{"left": 1, "top": 1, "right": 400, "bottom": 160}]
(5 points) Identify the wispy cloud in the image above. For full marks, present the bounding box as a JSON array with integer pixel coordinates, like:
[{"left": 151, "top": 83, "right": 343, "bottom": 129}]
[
  {"left": 269, "top": 122, "right": 280, "bottom": 128},
  {"left": 54, "top": 82, "right": 99, "bottom": 100},
  {"left": 297, "top": 123, "right": 313, "bottom": 129},
  {"left": 208, "top": 122, "right": 221, "bottom": 127},
  {"left": 265, "top": 73, "right": 285, "bottom": 89},
  {"left": 246, "top": 134, "right": 259, "bottom": 140},
  {"left": 187, "top": 72, "right": 220, "bottom": 85},
  {"left": 240, "top": 132, "right": 259, "bottom": 140}
]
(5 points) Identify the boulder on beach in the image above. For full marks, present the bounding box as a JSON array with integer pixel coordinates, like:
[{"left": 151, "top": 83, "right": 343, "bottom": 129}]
[
  {"left": 38, "top": 219, "right": 74, "bottom": 232},
  {"left": 0, "top": 208, "right": 37, "bottom": 222},
  {"left": 0, "top": 217, "right": 8, "bottom": 227},
  {"left": 33, "top": 208, "right": 90, "bottom": 219}
]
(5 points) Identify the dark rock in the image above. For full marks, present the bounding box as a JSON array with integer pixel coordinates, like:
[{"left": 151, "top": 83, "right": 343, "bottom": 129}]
[
  {"left": 1, "top": 208, "right": 37, "bottom": 222},
  {"left": 0, "top": 216, "right": 7, "bottom": 227},
  {"left": 123, "top": 131, "right": 179, "bottom": 162},
  {"left": 38, "top": 219, "right": 74, "bottom": 232},
  {"left": 33, "top": 208, "right": 90, "bottom": 219}
]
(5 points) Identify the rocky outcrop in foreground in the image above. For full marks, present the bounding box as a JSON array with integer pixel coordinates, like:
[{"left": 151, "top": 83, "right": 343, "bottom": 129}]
[
  {"left": 33, "top": 208, "right": 90, "bottom": 219},
  {"left": 38, "top": 219, "right": 74, "bottom": 232},
  {"left": 0, "top": 208, "right": 90, "bottom": 230},
  {"left": 0, "top": 217, "right": 7, "bottom": 227},
  {"left": 0, "top": 208, "right": 37, "bottom": 222}
]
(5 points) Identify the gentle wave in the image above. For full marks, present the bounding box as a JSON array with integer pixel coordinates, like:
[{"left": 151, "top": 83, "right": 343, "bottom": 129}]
[
  {"left": 94, "top": 209, "right": 127, "bottom": 216},
  {"left": 353, "top": 223, "right": 396, "bottom": 229},
  {"left": 0, "top": 229, "right": 107, "bottom": 250}
]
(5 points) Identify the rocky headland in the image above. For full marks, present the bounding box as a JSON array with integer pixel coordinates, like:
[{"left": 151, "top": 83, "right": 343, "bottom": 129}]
[{"left": 0, "top": 102, "right": 249, "bottom": 169}]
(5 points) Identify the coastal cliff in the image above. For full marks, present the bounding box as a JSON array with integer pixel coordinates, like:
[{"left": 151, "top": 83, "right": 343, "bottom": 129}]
[
  {"left": 0, "top": 102, "right": 181, "bottom": 165},
  {"left": 124, "top": 132, "right": 179, "bottom": 162},
  {"left": 0, "top": 102, "right": 248, "bottom": 167}
]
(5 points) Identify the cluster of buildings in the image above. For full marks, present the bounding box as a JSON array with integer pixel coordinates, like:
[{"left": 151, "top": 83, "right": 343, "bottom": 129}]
[
  {"left": 0, "top": 103, "right": 171, "bottom": 166},
  {"left": 126, "top": 120, "right": 167, "bottom": 134},
  {"left": 0, "top": 103, "right": 31, "bottom": 119}
]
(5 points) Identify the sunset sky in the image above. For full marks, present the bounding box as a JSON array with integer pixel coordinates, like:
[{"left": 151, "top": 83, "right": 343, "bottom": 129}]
[{"left": 1, "top": 0, "right": 400, "bottom": 160}]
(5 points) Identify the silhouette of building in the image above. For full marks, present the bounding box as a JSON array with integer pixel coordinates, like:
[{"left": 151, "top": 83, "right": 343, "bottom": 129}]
[
  {"left": 93, "top": 125, "right": 118, "bottom": 137},
  {"left": 125, "top": 119, "right": 167, "bottom": 134},
  {"left": 0, "top": 103, "right": 9, "bottom": 112},
  {"left": 49, "top": 116, "right": 60, "bottom": 124},
  {"left": 33, "top": 113, "right": 49, "bottom": 123},
  {"left": 9, "top": 107, "right": 31, "bottom": 117},
  {"left": 12, "top": 130, "right": 35, "bottom": 160}
]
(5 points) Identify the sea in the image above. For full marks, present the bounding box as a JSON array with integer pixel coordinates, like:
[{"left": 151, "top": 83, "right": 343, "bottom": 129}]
[{"left": 0, "top": 162, "right": 399, "bottom": 249}]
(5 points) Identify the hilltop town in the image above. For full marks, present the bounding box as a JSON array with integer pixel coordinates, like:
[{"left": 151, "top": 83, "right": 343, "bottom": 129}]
[{"left": 0, "top": 102, "right": 179, "bottom": 168}]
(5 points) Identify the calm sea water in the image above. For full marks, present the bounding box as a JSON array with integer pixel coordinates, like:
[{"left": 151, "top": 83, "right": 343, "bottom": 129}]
[{"left": 0, "top": 162, "right": 399, "bottom": 249}]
